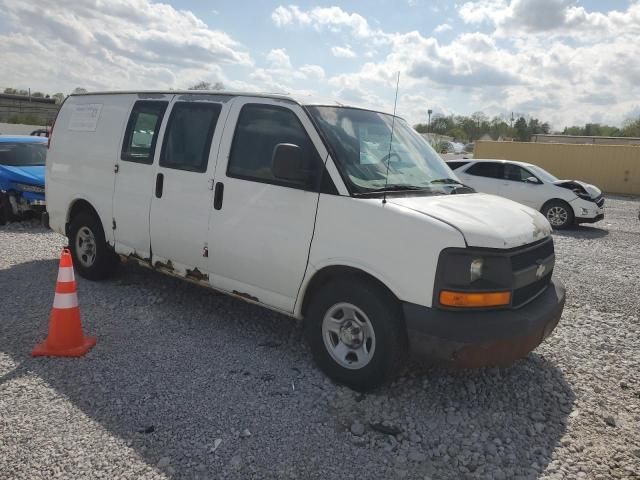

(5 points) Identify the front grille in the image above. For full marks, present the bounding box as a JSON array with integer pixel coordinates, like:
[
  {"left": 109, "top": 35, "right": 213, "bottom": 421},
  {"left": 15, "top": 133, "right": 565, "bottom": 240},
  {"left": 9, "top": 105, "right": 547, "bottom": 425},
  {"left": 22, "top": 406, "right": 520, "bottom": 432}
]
[
  {"left": 512, "top": 273, "right": 552, "bottom": 307},
  {"left": 510, "top": 239, "right": 555, "bottom": 272},
  {"left": 595, "top": 195, "right": 605, "bottom": 208}
]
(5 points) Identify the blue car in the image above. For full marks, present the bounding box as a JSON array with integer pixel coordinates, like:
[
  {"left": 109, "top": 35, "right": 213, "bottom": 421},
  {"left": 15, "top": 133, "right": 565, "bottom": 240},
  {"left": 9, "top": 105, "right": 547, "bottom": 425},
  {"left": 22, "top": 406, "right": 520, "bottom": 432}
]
[{"left": 0, "top": 135, "right": 47, "bottom": 225}]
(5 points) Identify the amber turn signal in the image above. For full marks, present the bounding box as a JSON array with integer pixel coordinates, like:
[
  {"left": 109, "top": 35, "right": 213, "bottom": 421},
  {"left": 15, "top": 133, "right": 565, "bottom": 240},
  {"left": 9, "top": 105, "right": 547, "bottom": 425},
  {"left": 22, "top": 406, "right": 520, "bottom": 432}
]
[{"left": 439, "top": 290, "right": 511, "bottom": 308}]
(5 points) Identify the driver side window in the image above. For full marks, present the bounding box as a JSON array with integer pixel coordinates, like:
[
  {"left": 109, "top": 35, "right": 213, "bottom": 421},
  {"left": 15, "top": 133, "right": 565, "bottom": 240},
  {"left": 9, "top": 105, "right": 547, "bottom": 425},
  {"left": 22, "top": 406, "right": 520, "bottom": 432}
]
[
  {"left": 504, "top": 164, "right": 537, "bottom": 183},
  {"left": 227, "top": 103, "right": 323, "bottom": 190}
]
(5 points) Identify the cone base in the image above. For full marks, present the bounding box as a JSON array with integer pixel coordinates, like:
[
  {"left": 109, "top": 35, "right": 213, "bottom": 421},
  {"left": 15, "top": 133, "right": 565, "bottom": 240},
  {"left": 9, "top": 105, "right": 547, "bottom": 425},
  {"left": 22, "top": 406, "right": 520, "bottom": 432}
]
[{"left": 32, "top": 336, "right": 97, "bottom": 358}]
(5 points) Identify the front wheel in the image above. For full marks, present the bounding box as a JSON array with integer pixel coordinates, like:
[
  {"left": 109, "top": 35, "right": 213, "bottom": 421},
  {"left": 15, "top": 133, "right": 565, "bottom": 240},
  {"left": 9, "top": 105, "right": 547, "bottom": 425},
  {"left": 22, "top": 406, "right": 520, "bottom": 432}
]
[
  {"left": 542, "top": 200, "right": 574, "bottom": 229},
  {"left": 305, "top": 278, "right": 406, "bottom": 391},
  {"left": 68, "top": 210, "right": 119, "bottom": 280}
]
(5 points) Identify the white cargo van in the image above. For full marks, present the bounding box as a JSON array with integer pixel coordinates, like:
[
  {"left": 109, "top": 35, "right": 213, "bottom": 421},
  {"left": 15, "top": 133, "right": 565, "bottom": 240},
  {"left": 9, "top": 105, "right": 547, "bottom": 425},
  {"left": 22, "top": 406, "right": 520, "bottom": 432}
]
[{"left": 46, "top": 91, "right": 565, "bottom": 390}]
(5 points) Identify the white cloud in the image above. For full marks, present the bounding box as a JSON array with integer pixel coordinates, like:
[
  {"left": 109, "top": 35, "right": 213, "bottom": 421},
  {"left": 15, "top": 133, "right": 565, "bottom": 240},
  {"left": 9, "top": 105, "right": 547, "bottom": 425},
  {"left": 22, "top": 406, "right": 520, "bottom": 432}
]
[
  {"left": 299, "top": 64, "right": 325, "bottom": 80},
  {"left": 0, "top": 0, "right": 251, "bottom": 92},
  {"left": 434, "top": 23, "right": 453, "bottom": 34},
  {"left": 266, "top": 48, "right": 292, "bottom": 68},
  {"left": 271, "top": 2, "right": 640, "bottom": 126},
  {"left": 331, "top": 45, "right": 356, "bottom": 58},
  {"left": 459, "top": 0, "right": 508, "bottom": 25},
  {"left": 459, "top": 0, "right": 640, "bottom": 38},
  {"left": 272, "top": 5, "right": 387, "bottom": 40}
]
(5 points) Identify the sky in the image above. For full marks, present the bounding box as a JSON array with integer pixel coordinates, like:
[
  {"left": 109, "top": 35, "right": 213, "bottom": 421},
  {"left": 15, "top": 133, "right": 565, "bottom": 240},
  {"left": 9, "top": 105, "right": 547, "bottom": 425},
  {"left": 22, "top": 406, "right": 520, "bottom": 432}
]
[{"left": 0, "top": 0, "right": 639, "bottom": 129}]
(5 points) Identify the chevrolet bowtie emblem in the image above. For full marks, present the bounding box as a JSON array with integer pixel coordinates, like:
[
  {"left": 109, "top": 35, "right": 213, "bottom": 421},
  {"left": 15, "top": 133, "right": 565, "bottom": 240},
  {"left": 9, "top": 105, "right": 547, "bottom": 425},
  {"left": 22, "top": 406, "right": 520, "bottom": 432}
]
[{"left": 535, "top": 263, "right": 547, "bottom": 279}]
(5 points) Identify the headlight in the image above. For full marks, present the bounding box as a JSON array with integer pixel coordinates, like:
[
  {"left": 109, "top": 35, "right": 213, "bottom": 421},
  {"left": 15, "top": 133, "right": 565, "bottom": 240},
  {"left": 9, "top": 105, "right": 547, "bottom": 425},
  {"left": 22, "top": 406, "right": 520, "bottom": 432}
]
[
  {"left": 573, "top": 189, "right": 592, "bottom": 201},
  {"left": 435, "top": 249, "right": 512, "bottom": 301},
  {"left": 14, "top": 183, "right": 45, "bottom": 194},
  {"left": 470, "top": 258, "right": 484, "bottom": 283}
]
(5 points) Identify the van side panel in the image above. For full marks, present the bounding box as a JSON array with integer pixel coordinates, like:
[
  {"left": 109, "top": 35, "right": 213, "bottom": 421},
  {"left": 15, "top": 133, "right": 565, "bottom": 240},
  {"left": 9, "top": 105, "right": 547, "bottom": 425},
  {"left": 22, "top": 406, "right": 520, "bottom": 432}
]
[{"left": 47, "top": 94, "right": 138, "bottom": 243}]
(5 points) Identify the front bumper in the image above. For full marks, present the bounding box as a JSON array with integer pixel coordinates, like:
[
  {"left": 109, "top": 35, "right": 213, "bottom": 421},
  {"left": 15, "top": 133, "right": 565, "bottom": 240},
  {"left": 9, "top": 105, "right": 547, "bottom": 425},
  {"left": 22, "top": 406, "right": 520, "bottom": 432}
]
[
  {"left": 403, "top": 277, "right": 565, "bottom": 368},
  {"left": 571, "top": 196, "right": 604, "bottom": 224},
  {"left": 576, "top": 213, "right": 604, "bottom": 224}
]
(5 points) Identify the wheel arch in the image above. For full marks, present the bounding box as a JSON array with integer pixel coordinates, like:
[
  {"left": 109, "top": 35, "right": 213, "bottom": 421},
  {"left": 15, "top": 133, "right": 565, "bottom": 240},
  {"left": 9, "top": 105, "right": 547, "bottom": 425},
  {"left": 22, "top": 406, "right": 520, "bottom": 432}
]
[
  {"left": 65, "top": 198, "right": 104, "bottom": 237},
  {"left": 541, "top": 197, "right": 575, "bottom": 216},
  {"left": 297, "top": 264, "right": 402, "bottom": 319}
]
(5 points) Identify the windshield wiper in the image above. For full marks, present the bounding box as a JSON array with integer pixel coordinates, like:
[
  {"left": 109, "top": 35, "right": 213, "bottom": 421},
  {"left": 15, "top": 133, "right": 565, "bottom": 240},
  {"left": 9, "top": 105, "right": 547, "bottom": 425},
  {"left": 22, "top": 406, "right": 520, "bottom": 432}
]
[
  {"left": 430, "top": 178, "right": 476, "bottom": 194},
  {"left": 354, "top": 184, "right": 431, "bottom": 197},
  {"left": 430, "top": 178, "right": 462, "bottom": 185}
]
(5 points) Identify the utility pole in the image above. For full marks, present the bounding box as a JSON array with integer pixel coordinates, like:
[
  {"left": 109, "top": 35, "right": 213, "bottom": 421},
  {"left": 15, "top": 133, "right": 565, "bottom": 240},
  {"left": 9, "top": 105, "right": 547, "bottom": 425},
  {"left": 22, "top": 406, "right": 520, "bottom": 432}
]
[
  {"left": 427, "top": 109, "right": 432, "bottom": 133},
  {"left": 510, "top": 112, "right": 514, "bottom": 129}
]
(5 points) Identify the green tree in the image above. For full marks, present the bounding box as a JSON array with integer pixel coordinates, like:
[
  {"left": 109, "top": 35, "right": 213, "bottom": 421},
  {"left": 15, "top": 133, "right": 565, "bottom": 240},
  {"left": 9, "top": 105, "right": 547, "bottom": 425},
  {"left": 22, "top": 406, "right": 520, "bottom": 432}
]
[
  {"left": 514, "top": 117, "right": 529, "bottom": 141},
  {"left": 52, "top": 93, "right": 65, "bottom": 104},
  {"left": 446, "top": 127, "right": 467, "bottom": 142},
  {"left": 189, "top": 81, "right": 224, "bottom": 90},
  {"left": 622, "top": 118, "right": 640, "bottom": 137},
  {"left": 414, "top": 123, "right": 428, "bottom": 134}
]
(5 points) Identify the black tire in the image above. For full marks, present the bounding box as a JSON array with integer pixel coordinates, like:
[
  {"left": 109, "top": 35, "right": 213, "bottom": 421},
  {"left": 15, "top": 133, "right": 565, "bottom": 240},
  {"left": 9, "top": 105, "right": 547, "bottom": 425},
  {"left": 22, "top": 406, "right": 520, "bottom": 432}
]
[
  {"left": 0, "top": 194, "right": 14, "bottom": 226},
  {"left": 305, "top": 277, "right": 407, "bottom": 391},
  {"left": 542, "top": 200, "right": 574, "bottom": 229},
  {"left": 68, "top": 210, "right": 119, "bottom": 280}
]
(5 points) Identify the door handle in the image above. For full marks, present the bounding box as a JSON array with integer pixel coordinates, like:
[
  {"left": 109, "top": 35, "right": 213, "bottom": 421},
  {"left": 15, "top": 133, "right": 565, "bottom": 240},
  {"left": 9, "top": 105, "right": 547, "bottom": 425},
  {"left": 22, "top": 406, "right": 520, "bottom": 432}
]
[
  {"left": 214, "top": 182, "right": 224, "bottom": 210},
  {"left": 155, "top": 173, "right": 164, "bottom": 198}
]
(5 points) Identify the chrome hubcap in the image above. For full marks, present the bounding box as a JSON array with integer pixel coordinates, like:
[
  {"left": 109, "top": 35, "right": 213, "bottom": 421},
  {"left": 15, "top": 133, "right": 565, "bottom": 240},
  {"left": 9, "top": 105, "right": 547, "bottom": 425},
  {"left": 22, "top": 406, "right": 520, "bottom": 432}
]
[
  {"left": 322, "top": 302, "right": 376, "bottom": 370},
  {"left": 75, "top": 226, "right": 96, "bottom": 267},
  {"left": 547, "top": 206, "right": 568, "bottom": 227}
]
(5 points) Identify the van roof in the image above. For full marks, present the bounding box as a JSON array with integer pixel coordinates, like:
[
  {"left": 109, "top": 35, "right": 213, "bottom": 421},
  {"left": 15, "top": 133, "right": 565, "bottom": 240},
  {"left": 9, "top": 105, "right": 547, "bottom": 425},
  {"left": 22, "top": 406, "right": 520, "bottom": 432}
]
[{"left": 70, "top": 90, "right": 397, "bottom": 118}]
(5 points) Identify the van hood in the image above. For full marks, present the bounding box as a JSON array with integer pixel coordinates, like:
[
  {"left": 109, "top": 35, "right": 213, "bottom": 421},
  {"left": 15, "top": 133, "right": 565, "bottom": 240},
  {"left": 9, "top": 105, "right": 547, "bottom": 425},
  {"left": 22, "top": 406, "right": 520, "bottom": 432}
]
[
  {"left": 389, "top": 193, "right": 552, "bottom": 249},
  {"left": 553, "top": 179, "right": 601, "bottom": 199}
]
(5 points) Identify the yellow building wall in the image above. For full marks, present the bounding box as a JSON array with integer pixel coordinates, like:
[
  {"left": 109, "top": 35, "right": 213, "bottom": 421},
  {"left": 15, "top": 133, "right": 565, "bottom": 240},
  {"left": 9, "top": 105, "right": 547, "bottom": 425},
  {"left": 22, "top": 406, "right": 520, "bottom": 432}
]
[{"left": 474, "top": 141, "right": 640, "bottom": 195}]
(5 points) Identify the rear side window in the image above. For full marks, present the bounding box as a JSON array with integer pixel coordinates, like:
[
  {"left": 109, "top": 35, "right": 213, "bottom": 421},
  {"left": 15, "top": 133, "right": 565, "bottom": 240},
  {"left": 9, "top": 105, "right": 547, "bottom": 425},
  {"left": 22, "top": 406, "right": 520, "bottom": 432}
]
[
  {"left": 447, "top": 161, "right": 470, "bottom": 170},
  {"left": 466, "top": 162, "right": 504, "bottom": 179},
  {"left": 227, "top": 104, "right": 322, "bottom": 189},
  {"left": 160, "top": 102, "right": 222, "bottom": 172},
  {"left": 121, "top": 101, "right": 168, "bottom": 164}
]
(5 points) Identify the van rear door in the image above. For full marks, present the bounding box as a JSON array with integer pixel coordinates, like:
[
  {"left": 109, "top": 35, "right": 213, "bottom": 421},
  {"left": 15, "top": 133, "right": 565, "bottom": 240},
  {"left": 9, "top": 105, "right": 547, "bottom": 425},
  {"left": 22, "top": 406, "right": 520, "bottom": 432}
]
[
  {"left": 148, "top": 94, "right": 228, "bottom": 275},
  {"left": 113, "top": 96, "right": 171, "bottom": 259}
]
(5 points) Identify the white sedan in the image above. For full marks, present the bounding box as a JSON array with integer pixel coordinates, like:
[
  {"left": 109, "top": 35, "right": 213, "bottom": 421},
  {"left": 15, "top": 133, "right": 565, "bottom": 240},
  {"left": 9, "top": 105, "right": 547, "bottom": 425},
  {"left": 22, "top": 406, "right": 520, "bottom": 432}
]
[{"left": 447, "top": 159, "right": 605, "bottom": 229}]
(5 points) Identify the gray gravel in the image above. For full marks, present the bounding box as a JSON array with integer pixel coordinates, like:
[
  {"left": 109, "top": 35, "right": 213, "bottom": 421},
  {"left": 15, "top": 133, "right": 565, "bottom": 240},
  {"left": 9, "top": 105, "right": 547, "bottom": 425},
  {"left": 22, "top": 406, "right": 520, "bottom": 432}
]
[{"left": 1, "top": 197, "right": 639, "bottom": 479}]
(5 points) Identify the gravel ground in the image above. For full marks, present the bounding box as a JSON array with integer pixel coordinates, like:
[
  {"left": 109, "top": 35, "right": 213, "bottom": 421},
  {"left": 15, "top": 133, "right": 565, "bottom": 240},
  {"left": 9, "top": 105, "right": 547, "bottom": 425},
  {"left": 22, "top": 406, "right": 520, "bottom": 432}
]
[{"left": 1, "top": 197, "right": 639, "bottom": 480}]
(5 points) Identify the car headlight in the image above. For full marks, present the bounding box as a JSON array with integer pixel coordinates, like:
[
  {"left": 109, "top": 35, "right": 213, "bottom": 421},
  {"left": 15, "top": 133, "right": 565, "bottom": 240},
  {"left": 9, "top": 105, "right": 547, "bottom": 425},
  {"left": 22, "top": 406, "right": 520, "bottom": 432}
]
[
  {"left": 13, "top": 183, "right": 45, "bottom": 194},
  {"left": 573, "top": 189, "right": 592, "bottom": 201},
  {"left": 434, "top": 249, "right": 512, "bottom": 306},
  {"left": 470, "top": 258, "right": 484, "bottom": 283}
]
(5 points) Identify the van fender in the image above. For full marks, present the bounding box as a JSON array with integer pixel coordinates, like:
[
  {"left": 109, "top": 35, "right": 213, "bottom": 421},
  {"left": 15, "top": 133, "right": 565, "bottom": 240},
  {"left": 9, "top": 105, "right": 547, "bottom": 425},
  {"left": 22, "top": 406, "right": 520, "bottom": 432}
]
[
  {"left": 66, "top": 197, "right": 113, "bottom": 245},
  {"left": 294, "top": 258, "right": 406, "bottom": 318}
]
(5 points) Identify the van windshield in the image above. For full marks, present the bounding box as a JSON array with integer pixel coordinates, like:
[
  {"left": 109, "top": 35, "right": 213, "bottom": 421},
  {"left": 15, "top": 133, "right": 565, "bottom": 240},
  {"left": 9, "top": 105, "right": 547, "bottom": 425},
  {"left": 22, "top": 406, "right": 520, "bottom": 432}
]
[{"left": 307, "top": 106, "right": 461, "bottom": 195}]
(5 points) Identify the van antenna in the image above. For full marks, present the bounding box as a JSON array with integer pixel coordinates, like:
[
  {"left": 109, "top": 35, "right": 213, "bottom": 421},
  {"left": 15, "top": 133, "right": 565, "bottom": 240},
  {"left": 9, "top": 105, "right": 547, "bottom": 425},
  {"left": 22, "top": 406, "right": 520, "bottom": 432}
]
[{"left": 382, "top": 71, "right": 401, "bottom": 205}]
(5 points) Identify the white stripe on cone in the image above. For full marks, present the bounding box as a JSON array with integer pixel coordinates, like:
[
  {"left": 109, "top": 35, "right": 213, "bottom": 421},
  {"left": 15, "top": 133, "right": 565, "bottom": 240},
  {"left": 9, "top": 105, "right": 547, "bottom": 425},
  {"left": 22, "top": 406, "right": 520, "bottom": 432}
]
[
  {"left": 53, "top": 292, "right": 79, "bottom": 309},
  {"left": 57, "top": 266, "right": 75, "bottom": 283}
]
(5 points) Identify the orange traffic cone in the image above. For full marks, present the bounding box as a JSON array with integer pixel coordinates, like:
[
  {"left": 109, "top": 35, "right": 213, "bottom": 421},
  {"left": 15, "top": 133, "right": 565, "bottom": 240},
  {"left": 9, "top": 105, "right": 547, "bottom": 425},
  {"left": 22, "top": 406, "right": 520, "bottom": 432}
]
[{"left": 32, "top": 248, "right": 96, "bottom": 357}]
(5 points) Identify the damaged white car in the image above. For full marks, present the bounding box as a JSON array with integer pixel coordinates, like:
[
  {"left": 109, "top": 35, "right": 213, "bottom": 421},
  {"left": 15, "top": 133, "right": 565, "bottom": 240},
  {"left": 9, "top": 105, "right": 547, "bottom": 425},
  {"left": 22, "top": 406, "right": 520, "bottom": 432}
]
[{"left": 448, "top": 159, "right": 605, "bottom": 229}]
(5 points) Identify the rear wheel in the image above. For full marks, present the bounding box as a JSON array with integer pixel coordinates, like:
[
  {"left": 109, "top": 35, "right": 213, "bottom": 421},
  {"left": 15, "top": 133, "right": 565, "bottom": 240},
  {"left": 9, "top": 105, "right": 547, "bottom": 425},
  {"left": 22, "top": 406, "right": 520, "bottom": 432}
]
[
  {"left": 542, "top": 200, "right": 574, "bottom": 229},
  {"left": 305, "top": 278, "right": 406, "bottom": 391},
  {"left": 68, "top": 210, "right": 118, "bottom": 280}
]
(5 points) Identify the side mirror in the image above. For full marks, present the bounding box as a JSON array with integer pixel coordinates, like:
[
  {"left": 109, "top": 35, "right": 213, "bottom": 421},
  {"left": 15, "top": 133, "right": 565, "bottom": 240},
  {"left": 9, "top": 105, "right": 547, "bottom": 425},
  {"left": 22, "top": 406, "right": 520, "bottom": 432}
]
[
  {"left": 525, "top": 176, "right": 540, "bottom": 184},
  {"left": 272, "top": 143, "right": 311, "bottom": 185}
]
